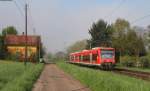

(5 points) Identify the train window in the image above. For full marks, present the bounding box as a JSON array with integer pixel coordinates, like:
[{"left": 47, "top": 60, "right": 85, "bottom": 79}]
[
  {"left": 83, "top": 55, "right": 90, "bottom": 61},
  {"left": 71, "top": 56, "right": 74, "bottom": 60},
  {"left": 101, "top": 50, "right": 113, "bottom": 58},
  {"left": 70, "top": 56, "right": 73, "bottom": 60},
  {"left": 75, "top": 56, "right": 79, "bottom": 60},
  {"left": 79, "top": 55, "right": 83, "bottom": 61}
]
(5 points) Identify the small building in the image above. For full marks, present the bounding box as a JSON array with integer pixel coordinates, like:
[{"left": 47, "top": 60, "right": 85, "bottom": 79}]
[{"left": 5, "top": 34, "right": 41, "bottom": 62}]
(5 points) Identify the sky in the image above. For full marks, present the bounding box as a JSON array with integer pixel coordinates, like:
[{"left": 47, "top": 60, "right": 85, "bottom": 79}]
[{"left": 1, "top": 0, "right": 150, "bottom": 53}]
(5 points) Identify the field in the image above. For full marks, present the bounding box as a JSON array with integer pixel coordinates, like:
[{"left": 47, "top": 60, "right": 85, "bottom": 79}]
[
  {"left": 0, "top": 61, "right": 43, "bottom": 91},
  {"left": 57, "top": 61, "right": 150, "bottom": 91}
]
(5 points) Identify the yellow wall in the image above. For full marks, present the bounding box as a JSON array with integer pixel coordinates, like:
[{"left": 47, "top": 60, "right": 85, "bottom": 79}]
[{"left": 7, "top": 46, "right": 37, "bottom": 57}]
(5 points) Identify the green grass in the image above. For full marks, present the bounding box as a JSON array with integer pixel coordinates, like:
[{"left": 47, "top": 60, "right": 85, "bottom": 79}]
[
  {"left": 0, "top": 61, "right": 43, "bottom": 91},
  {"left": 57, "top": 61, "right": 150, "bottom": 91}
]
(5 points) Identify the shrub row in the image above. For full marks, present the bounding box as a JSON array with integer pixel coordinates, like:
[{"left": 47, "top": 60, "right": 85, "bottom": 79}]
[{"left": 120, "top": 56, "right": 150, "bottom": 68}]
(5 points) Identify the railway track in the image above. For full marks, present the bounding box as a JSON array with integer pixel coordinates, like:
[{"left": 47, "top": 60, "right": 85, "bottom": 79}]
[
  {"left": 69, "top": 62, "right": 150, "bottom": 81},
  {"left": 113, "top": 68, "right": 150, "bottom": 81}
]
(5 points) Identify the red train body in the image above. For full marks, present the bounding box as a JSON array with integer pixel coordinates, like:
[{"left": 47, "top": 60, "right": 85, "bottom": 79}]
[{"left": 69, "top": 47, "right": 115, "bottom": 70}]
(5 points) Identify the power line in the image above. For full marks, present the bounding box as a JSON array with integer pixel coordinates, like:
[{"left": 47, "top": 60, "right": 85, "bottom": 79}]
[
  {"left": 104, "top": 0, "right": 126, "bottom": 19},
  {"left": 131, "top": 14, "right": 150, "bottom": 24},
  {"left": 12, "top": 0, "right": 25, "bottom": 33},
  {"left": 17, "top": 0, "right": 25, "bottom": 6},
  {"left": 13, "top": 0, "right": 24, "bottom": 16},
  {"left": 13, "top": 0, "right": 36, "bottom": 35}
]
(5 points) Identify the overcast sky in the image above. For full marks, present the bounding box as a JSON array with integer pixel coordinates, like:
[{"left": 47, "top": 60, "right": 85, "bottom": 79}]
[{"left": 1, "top": 0, "right": 150, "bottom": 53}]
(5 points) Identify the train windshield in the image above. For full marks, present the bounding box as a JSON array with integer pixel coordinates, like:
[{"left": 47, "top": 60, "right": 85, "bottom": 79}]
[{"left": 101, "top": 50, "right": 113, "bottom": 59}]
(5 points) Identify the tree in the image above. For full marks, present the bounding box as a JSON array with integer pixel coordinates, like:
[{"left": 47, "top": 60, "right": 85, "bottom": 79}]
[
  {"left": 54, "top": 51, "right": 66, "bottom": 59},
  {"left": 2, "top": 26, "right": 18, "bottom": 36},
  {"left": 87, "top": 19, "right": 113, "bottom": 49},
  {"left": 47, "top": 52, "right": 53, "bottom": 59},
  {"left": 143, "top": 25, "right": 150, "bottom": 51},
  {"left": 40, "top": 44, "right": 46, "bottom": 58},
  {"left": 113, "top": 18, "right": 130, "bottom": 31},
  {"left": 112, "top": 18, "right": 146, "bottom": 57},
  {"left": 0, "top": 35, "right": 5, "bottom": 59},
  {"left": 112, "top": 18, "right": 130, "bottom": 37},
  {"left": 112, "top": 18, "right": 130, "bottom": 56},
  {"left": 126, "top": 29, "right": 146, "bottom": 56},
  {"left": 67, "top": 40, "right": 87, "bottom": 53}
]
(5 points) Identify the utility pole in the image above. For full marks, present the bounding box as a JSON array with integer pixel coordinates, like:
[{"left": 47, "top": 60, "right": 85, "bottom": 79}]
[
  {"left": 90, "top": 43, "right": 91, "bottom": 49},
  {"left": 24, "top": 3, "right": 28, "bottom": 66},
  {"left": 0, "top": 0, "right": 28, "bottom": 66},
  {"left": 39, "top": 39, "right": 41, "bottom": 62}
]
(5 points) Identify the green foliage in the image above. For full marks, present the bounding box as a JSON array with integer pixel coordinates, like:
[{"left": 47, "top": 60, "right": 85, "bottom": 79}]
[
  {"left": 2, "top": 26, "right": 18, "bottom": 36},
  {"left": 119, "top": 55, "right": 150, "bottom": 68},
  {"left": 47, "top": 52, "right": 54, "bottom": 59},
  {"left": 113, "top": 18, "right": 130, "bottom": 32},
  {"left": 87, "top": 19, "right": 113, "bottom": 49},
  {"left": 54, "top": 51, "right": 66, "bottom": 59},
  {"left": 0, "top": 26, "right": 18, "bottom": 60},
  {"left": 6, "top": 52, "right": 20, "bottom": 62},
  {"left": 40, "top": 45, "right": 46, "bottom": 58},
  {"left": 86, "top": 18, "right": 146, "bottom": 56},
  {"left": 126, "top": 30, "right": 146, "bottom": 56},
  {"left": 112, "top": 18, "right": 146, "bottom": 56},
  {"left": 120, "top": 56, "right": 136, "bottom": 67},
  {"left": 0, "top": 35, "right": 5, "bottom": 59},
  {"left": 57, "top": 62, "right": 150, "bottom": 91},
  {"left": 111, "top": 19, "right": 130, "bottom": 56},
  {"left": 31, "top": 53, "right": 38, "bottom": 62},
  {"left": 139, "top": 56, "right": 150, "bottom": 68},
  {"left": 0, "top": 61, "right": 43, "bottom": 91}
]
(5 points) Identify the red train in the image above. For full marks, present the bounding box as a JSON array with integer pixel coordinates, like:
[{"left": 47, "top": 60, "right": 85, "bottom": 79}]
[{"left": 69, "top": 47, "right": 115, "bottom": 70}]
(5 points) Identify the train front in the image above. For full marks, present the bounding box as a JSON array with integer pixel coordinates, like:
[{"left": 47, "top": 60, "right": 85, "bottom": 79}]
[{"left": 100, "top": 48, "right": 115, "bottom": 70}]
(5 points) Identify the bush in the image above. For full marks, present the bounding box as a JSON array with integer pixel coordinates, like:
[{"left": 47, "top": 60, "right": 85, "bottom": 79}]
[
  {"left": 120, "top": 56, "right": 136, "bottom": 67},
  {"left": 120, "top": 56, "right": 150, "bottom": 68},
  {"left": 6, "top": 53, "right": 19, "bottom": 62},
  {"left": 139, "top": 56, "right": 150, "bottom": 68}
]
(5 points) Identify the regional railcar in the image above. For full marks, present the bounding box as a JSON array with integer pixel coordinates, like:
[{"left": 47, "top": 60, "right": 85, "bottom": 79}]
[{"left": 69, "top": 47, "right": 115, "bottom": 70}]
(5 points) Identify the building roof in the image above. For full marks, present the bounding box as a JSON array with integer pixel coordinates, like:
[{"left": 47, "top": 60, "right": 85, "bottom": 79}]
[{"left": 5, "top": 35, "right": 41, "bottom": 46}]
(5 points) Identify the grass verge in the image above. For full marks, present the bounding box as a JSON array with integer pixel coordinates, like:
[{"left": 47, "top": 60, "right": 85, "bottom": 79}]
[
  {"left": 0, "top": 61, "right": 43, "bottom": 91},
  {"left": 57, "top": 61, "right": 150, "bottom": 91}
]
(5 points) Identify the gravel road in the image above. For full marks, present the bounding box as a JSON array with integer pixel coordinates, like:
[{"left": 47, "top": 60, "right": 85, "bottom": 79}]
[{"left": 32, "top": 64, "right": 91, "bottom": 91}]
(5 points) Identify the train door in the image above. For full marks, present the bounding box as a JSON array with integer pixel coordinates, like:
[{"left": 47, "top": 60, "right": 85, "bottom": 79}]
[{"left": 91, "top": 50, "right": 99, "bottom": 64}]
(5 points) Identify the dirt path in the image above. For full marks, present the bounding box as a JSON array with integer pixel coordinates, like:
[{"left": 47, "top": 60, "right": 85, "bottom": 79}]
[{"left": 32, "top": 64, "right": 91, "bottom": 91}]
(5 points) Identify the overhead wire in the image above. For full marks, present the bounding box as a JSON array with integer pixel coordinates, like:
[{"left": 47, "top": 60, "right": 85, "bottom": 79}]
[
  {"left": 104, "top": 0, "right": 126, "bottom": 19},
  {"left": 131, "top": 14, "right": 150, "bottom": 24},
  {"left": 13, "top": 0, "right": 24, "bottom": 16},
  {"left": 17, "top": 0, "right": 25, "bottom": 6},
  {"left": 12, "top": 0, "right": 26, "bottom": 33},
  {"left": 13, "top": 0, "right": 36, "bottom": 35},
  {"left": 104, "top": 0, "right": 150, "bottom": 26}
]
